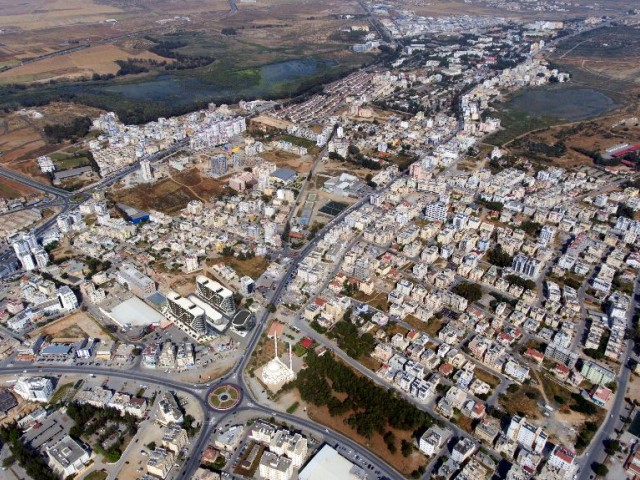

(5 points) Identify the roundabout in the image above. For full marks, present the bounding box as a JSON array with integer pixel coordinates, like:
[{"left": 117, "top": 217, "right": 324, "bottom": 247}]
[{"left": 208, "top": 383, "right": 242, "bottom": 411}]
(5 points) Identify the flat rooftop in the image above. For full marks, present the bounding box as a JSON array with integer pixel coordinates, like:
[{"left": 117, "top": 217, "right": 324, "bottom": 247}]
[
  {"left": 299, "top": 445, "right": 364, "bottom": 480},
  {"left": 105, "top": 297, "right": 165, "bottom": 328}
]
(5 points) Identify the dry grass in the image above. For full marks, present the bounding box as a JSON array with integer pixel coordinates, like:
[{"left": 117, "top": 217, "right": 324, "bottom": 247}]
[
  {"left": 0, "top": 102, "right": 104, "bottom": 184},
  {"left": 360, "top": 355, "right": 382, "bottom": 372},
  {"left": 422, "top": 318, "right": 444, "bottom": 337},
  {"left": 0, "top": 0, "right": 122, "bottom": 31},
  {"left": 508, "top": 114, "right": 640, "bottom": 168},
  {"left": 260, "top": 150, "right": 312, "bottom": 173},
  {"left": 0, "top": 45, "right": 171, "bottom": 84},
  {"left": 404, "top": 315, "right": 440, "bottom": 336},
  {"left": 473, "top": 367, "right": 501, "bottom": 389},
  {"left": 351, "top": 290, "right": 390, "bottom": 312},
  {"left": 306, "top": 403, "right": 426, "bottom": 476},
  {"left": 112, "top": 177, "right": 198, "bottom": 215},
  {"left": 499, "top": 384, "right": 543, "bottom": 419},
  {"left": 453, "top": 413, "right": 475, "bottom": 434},
  {"left": 0, "top": 177, "right": 36, "bottom": 198},
  {"left": 248, "top": 334, "right": 289, "bottom": 371},
  {"left": 538, "top": 371, "right": 574, "bottom": 406},
  {"left": 32, "top": 311, "right": 114, "bottom": 340},
  {"left": 210, "top": 256, "right": 269, "bottom": 279},
  {"left": 171, "top": 167, "right": 230, "bottom": 200},
  {"left": 385, "top": 323, "right": 409, "bottom": 337}
]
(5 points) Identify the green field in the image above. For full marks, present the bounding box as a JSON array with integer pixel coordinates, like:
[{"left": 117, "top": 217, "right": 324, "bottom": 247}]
[
  {"left": 485, "top": 108, "right": 561, "bottom": 146},
  {"left": 50, "top": 150, "right": 92, "bottom": 171},
  {"left": 280, "top": 134, "right": 318, "bottom": 151}
]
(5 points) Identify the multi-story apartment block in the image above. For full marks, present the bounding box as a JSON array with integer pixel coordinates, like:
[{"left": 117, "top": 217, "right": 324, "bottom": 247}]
[
  {"left": 581, "top": 360, "right": 616, "bottom": 385},
  {"left": 259, "top": 451, "right": 293, "bottom": 480},
  {"left": 506, "top": 415, "right": 548, "bottom": 454},
  {"left": 117, "top": 263, "right": 156, "bottom": 298},
  {"left": 165, "top": 291, "right": 207, "bottom": 337},
  {"left": 196, "top": 275, "right": 236, "bottom": 315},
  {"left": 14, "top": 376, "right": 54, "bottom": 402}
]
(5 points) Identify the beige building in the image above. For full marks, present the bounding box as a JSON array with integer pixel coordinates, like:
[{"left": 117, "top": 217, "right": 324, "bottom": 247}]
[
  {"left": 259, "top": 451, "right": 294, "bottom": 480},
  {"left": 162, "top": 425, "right": 189, "bottom": 454},
  {"left": 146, "top": 448, "right": 174, "bottom": 479}
]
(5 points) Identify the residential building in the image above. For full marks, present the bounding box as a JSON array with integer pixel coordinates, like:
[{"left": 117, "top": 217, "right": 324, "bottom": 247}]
[
  {"left": 419, "top": 425, "right": 451, "bottom": 456},
  {"left": 259, "top": 451, "right": 294, "bottom": 480},
  {"left": 14, "top": 376, "right": 53, "bottom": 402},
  {"left": 116, "top": 263, "right": 156, "bottom": 298},
  {"left": 581, "top": 360, "right": 615, "bottom": 385},
  {"left": 57, "top": 286, "right": 78, "bottom": 311},
  {"left": 548, "top": 445, "right": 576, "bottom": 471},
  {"left": 46, "top": 435, "right": 91, "bottom": 477},
  {"left": 165, "top": 291, "right": 207, "bottom": 337},
  {"left": 506, "top": 415, "right": 547, "bottom": 454},
  {"left": 162, "top": 425, "right": 189, "bottom": 454},
  {"left": 196, "top": 275, "right": 236, "bottom": 315},
  {"left": 147, "top": 448, "right": 174, "bottom": 479}
]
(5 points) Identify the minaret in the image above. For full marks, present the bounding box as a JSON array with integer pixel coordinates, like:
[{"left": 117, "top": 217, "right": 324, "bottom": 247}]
[
  {"left": 288, "top": 342, "right": 293, "bottom": 371},
  {"left": 274, "top": 332, "right": 278, "bottom": 359}
]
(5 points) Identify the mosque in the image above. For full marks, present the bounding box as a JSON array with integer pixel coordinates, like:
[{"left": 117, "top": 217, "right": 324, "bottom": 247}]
[{"left": 261, "top": 333, "right": 296, "bottom": 386}]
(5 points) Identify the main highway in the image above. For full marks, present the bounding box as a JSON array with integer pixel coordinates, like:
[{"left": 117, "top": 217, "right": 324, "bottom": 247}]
[{"left": 0, "top": 138, "right": 189, "bottom": 267}]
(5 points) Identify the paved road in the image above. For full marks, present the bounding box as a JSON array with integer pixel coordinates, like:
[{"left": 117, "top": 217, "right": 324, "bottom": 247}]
[
  {"left": 0, "top": 138, "right": 189, "bottom": 268},
  {"left": 0, "top": 166, "right": 72, "bottom": 198},
  {"left": 577, "top": 275, "right": 640, "bottom": 478}
]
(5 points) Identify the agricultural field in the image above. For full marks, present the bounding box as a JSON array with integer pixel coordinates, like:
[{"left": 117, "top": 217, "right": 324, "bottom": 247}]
[
  {"left": 0, "top": 0, "right": 376, "bottom": 123},
  {"left": 394, "top": 0, "right": 637, "bottom": 19},
  {"left": 0, "top": 102, "right": 104, "bottom": 184},
  {"left": 0, "top": 45, "right": 172, "bottom": 84}
]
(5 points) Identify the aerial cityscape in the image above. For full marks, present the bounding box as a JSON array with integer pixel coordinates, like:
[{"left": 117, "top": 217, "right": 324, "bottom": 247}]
[{"left": 0, "top": 0, "right": 639, "bottom": 480}]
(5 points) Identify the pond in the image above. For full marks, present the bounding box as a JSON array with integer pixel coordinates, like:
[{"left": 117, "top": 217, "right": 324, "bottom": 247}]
[
  {"left": 98, "top": 57, "right": 334, "bottom": 106},
  {"left": 508, "top": 86, "right": 618, "bottom": 122}
]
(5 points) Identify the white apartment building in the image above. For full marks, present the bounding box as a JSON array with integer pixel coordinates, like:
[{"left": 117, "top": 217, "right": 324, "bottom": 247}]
[
  {"left": 165, "top": 291, "right": 207, "bottom": 338},
  {"left": 419, "top": 426, "right": 450, "bottom": 456},
  {"left": 259, "top": 452, "right": 293, "bottom": 480},
  {"left": 46, "top": 435, "right": 91, "bottom": 477},
  {"left": 57, "top": 286, "right": 79, "bottom": 311},
  {"left": 196, "top": 275, "right": 236, "bottom": 315},
  {"left": 506, "top": 415, "right": 548, "bottom": 454},
  {"left": 424, "top": 201, "right": 448, "bottom": 222},
  {"left": 14, "top": 376, "right": 54, "bottom": 402}
]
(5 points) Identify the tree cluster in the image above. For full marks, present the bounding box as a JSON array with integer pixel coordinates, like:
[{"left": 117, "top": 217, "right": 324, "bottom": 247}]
[
  {"left": 518, "top": 221, "right": 542, "bottom": 237},
  {"left": 115, "top": 59, "right": 150, "bottom": 76},
  {"left": 477, "top": 198, "right": 504, "bottom": 211},
  {"left": 329, "top": 320, "right": 375, "bottom": 359},
  {"left": 0, "top": 425, "right": 58, "bottom": 480},
  {"left": 43, "top": 116, "right": 92, "bottom": 142},
  {"left": 486, "top": 245, "right": 513, "bottom": 268},
  {"left": 506, "top": 274, "right": 536, "bottom": 291},
  {"left": 452, "top": 281, "right": 483, "bottom": 303},
  {"left": 66, "top": 402, "right": 137, "bottom": 442},
  {"left": 293, "top": 351, "right": 433, "bottom": 439}
]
